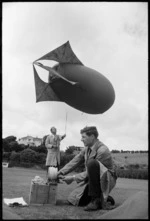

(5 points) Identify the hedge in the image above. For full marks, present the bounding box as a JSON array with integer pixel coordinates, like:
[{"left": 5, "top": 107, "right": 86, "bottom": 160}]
[{"left": 116, "top": 169, "right": 148, "bottom": 180}]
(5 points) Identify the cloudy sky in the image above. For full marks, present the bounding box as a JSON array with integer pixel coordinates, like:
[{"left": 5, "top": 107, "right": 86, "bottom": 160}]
[{"left": 3, "top": 2, "right": 148, "bottom": 151}]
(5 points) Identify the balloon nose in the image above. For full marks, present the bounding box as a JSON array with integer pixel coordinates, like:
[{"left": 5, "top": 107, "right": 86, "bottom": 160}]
[{"left": 48, "top": 167, "right": 58, "bottom": 181}]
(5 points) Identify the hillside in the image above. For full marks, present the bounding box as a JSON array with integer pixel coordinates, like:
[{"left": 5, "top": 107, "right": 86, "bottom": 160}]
[{"left": 112, "top": 153, "right": 148, "bottom": 168}]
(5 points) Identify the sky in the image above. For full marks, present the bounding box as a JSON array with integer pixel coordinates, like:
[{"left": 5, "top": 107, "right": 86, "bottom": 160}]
[{"left": 2, "top": 2, "right": 148, "bottom": 151}]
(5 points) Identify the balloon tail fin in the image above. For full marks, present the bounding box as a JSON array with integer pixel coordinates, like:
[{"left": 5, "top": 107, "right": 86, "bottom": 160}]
[
  {"left": 33, "top": 65, "right": 61, "bottom": 102},
  {"left": 34, "top": 41, "right": 83, "bottom": 65}
]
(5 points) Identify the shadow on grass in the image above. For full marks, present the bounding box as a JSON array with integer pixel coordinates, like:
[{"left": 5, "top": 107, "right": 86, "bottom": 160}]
[{"left": 56, "top": 199, "right": 70, "bottom": 205}]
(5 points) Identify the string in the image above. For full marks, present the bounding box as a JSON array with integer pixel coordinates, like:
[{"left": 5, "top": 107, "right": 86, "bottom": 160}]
[{"left": 65, "top": 110, "right": 68, "bottom": 134}]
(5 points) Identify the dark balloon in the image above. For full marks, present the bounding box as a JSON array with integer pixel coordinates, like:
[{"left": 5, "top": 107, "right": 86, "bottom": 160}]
[{"left": 50, "top": 64, "right": 115, "bottom": 114}]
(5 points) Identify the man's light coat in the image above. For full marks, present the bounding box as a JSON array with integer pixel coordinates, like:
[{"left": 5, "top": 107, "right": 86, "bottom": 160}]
[{"left": 59, "top": 140, "right": 117, "bottom": 206}]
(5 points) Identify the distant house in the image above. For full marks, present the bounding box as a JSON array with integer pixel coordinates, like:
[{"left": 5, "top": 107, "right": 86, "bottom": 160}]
[{"left": 17, "top": 136, "right": 42, "bottom": 147}]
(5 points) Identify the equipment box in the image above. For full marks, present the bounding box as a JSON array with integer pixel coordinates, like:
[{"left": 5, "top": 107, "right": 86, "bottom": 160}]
[{"left": 29, "top": 182, "right": 57, "bottom": 205}]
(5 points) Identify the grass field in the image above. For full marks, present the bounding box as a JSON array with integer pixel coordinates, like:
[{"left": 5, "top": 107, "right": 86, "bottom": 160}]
[{"left": 2, "top": 167, "right": 148, "bottom": 219}]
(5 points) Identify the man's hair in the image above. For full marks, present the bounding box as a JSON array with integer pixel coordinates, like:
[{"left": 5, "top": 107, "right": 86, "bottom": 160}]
[
  {"left": 50, "top": 127, "right": 56, "bottom": 132},
  {"left": 80, "top": 126, "right": 99, "bottom": 138}
]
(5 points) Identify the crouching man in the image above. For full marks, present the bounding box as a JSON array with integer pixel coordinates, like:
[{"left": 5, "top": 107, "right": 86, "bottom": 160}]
[{"left": 57, "top": 126, "right": 117, "bottom": 211}]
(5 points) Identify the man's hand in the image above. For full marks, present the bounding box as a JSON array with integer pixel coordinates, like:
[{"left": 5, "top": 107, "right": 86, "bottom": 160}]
[
  {"left": 52, "top": 144, "right": 58, "bottom": 148},
  {"left": 57, "top": 174, "right": 64, "bottom": 180},
  {"left": 57, "top": 172, "right": 65, "bottom": 183},
  {"left": 62, "top": 134, "right": 66, "bottom": 140},
  {"left": 62, "top": 176, "right": 74, "bottom": 185},
  {"left": 57, "top": 171, "right": 64, "bottom": 179}
]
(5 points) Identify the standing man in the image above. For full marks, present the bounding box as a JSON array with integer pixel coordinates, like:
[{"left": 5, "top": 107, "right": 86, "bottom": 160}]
[
  {"left": 57, "top": 126, "right": 117, "bottom": 211},
  {"left": 45, "top": 127, "right": 66, "bottom": 172}
]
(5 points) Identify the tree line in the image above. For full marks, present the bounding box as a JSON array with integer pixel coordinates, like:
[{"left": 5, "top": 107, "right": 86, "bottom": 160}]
[
  {"left": 2, "top": 136, "right": 148, "bottom": 179},
  {"left": 2, "top": 136, "right": 84, "bottom": 171},
  {"left": 111, "top": 149, "right": 148, "bottom": 153}
]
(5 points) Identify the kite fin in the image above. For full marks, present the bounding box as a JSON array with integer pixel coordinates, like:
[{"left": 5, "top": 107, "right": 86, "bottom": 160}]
[
  {"left": 34, "top": 41, "right": 83, "bottom": 65},
  {"left": 33, "top": 65, "right": 61, "bottom": 102}
]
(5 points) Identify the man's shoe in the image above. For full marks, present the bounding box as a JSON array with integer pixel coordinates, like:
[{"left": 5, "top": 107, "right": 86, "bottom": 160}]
[{"left": 84, "top": 197, "right": 101, "bottom": 211}]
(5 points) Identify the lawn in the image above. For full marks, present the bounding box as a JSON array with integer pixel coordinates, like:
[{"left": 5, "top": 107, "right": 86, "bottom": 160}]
[{"left": 2, "top": 167, "right": 148, "bottom": 219}]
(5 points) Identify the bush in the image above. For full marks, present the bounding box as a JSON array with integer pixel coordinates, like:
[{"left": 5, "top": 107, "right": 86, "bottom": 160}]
[
  {"left": 127, "top": 164, "right": 140, "bottom": 169},
  {"left": 8, "top": 161, "right": 20, "bottom": 168},
  {"left": 8, "top": 149, "right": 46, "bottom": 169},
  {"left": 19, "top": 162, "right": 35, "bottom": 168},
  {"left": 39, "top": 164, "right": 47, "bottom": 170},
  {"left": 60, "top": 154, "right": 74, "bottom": 168},
  {"left": 10, "top": 151, "right": 20, "bottom": 163},
  {"left": 38, "top": 145, "right": 47, "bottom": 154},
  {"left": 20, "top": 148, "right": 37, "bottom": 163},
  {"left": 35, "top": 153, "right": 46, "bottom": 165},
  {"left": 116, "top": 169, "right": 148, "bottom": 180},
  {"left": 3, "top": 152, "right": 11, "bottom": 161},
  {"left": 29, "top": 145, "right": 47, "bottom": 154},
  {"left": 27, "top": 145, "right": 37, "bottom": 152}
]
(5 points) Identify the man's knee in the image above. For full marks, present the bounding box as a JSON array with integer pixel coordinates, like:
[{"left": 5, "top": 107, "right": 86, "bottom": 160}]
[{"left": 87, "top": 159, "right": 99, "bottom": 169}]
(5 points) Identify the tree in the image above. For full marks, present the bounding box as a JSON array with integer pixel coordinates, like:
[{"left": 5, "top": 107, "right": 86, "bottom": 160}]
[
  {"left": 18, "top": 144, "right": 26, "bottom": 152},
  {"left": 2, "top": 139, "right": 11, "bottom": 152},
  {"left": 65, "top": 146, "right": 78, "bottom": 155},
  {"left": 4, "top": 136, "right": 16, "bottom": 143},
  {"left": 111, "top": 150, "right": 120, "bottom": 153},
  {"left": 9, "top": 141, "right": 21, "bottom": 152}
]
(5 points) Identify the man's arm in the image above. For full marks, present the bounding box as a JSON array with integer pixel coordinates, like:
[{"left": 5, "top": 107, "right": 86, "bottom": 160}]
[
  {"left": 59, "top": 134, "right": 66, "bottom": 140},
  {"left": 73, "top": 170, "right": 88, "bottom": 183},
  {"left": 61, "top": 170, "right": 88, "bottom": 185},
  {"left": 58, "top": 149, "right": 85, "bottom": 176}
]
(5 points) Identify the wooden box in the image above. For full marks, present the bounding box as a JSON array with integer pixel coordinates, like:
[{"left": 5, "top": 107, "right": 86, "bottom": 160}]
[{"left": 29, "top": 182, "right": 57, "bottom": 205}]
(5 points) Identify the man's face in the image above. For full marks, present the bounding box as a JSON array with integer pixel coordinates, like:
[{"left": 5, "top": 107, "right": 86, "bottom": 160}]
[
  {"left": 51, "top": 127, "right": 57, "bottom": 135},
  {"left": 81, "top": 132, "right": 94, "bottom": 147}
]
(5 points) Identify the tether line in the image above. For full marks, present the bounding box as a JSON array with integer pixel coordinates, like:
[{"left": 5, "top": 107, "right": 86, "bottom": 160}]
[{"left": 65, "top": 110, "right": 68, "bottom": 134}]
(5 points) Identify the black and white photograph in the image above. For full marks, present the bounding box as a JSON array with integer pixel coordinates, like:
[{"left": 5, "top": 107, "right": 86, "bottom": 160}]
[{"left": 2, "top": 2, "right": 148, "bottom": 219}]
